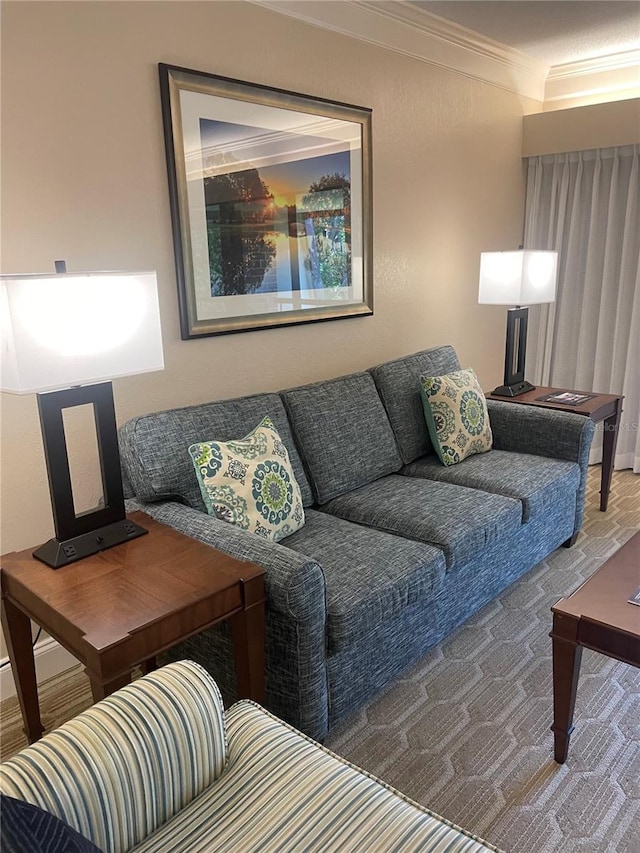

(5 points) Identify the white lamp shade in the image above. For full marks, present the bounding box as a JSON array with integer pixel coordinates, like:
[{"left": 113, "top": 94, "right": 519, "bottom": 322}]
[
  {"left": 1, "top": 271, "right": 164, "bottom": 394},
  {"left": 478, "top": 250, "right": 558, "bottom": 306}
]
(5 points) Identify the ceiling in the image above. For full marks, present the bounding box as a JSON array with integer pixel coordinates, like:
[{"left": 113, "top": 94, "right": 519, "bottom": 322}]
[{"left": 410, "top": 1, "right": 640, "bottom": 67}]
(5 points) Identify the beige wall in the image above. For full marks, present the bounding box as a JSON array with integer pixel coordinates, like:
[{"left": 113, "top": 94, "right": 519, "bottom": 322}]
[
  {"left": 523, "top": 98, "right": 640, "bottom": 156},
  {"left": 1, "top": 3, "right": 536, "bottom": 566}
]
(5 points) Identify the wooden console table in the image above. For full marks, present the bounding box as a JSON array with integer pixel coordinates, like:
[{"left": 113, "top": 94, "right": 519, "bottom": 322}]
[
  {"left": 1, "top": 511, "right": 265, "bottom": 743},
  {"left": 487, "top": 386, "right": 623, "bottom": 512}
]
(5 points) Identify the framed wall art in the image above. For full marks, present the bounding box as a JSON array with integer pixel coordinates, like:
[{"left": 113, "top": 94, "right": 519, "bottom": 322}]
[{"left": 159, "top": 63, "right": 373, "bottom": 339}]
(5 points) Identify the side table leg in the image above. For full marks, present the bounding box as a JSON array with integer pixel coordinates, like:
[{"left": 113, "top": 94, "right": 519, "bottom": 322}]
[
  {"left": 87, "top": 671, "right": 131, "bottom": 702},
  {"left": 599, "top": 401, "right": 622, "bottom": 511},
  {"left": 141, "top": 657, "right": 158, "bottom": 675},
  {"left": 1, "top": 596, "right": 45, "bottom": 743},
  {"left": 230, "top": 576, "right": 265, "bottom": 703},
  {"left": 550, "top": 611, "right": 583, "bottom": 763}
]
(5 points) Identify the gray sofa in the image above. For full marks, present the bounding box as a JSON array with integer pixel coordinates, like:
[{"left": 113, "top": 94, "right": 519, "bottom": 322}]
[{"left": 119, "top": 345, "right": 595, "bottom": 742}]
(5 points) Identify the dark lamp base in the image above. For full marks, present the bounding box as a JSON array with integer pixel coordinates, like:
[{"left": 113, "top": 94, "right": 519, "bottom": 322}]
[
  {"left": 33, "top": 518, "right": 148, "bottom": 569},
  {"left": 491, "top": 380, "right": 536, "bottom": 398}
]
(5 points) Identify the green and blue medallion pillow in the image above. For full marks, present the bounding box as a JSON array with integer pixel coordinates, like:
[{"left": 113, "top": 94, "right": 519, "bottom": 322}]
[
  {"left": 419, "top": 368, "right": 492, "bottom": 466},
  {"left": 188, "top": 416, "right": 305, "bottom": 542}
]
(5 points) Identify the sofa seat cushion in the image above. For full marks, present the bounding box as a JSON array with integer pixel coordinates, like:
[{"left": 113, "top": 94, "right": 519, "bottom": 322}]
[
  {"left": 369, "top": 346, "right": 461, "bottom": 464},
  {"left": 321, "top": 475, "right": 522, "bottom": 572},
  {"left": 120, "top": 393, "right": 313, "bottom": 510},
  {"left": 132, "top": 700, "right": 499, "bottom": 853},
  {"left": 283, "top": 509, "right": 445, "bottom": 653},
  {"left": 281, "top": 373, "right": 402, "bottom": 504},
  {"left": 403, "top": 450, "right": 580, "bottom": 523}
]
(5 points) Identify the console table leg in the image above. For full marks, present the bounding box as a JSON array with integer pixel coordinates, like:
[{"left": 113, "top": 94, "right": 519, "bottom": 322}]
[
  {"left": 1, "top": 596, "right": 44, "bottom": 743},
  {"left": 600, "top": 402, "right": 622, "bottom": 512},
  {"left": 550, "top": 612, "right": 583, "bottom": 763}
]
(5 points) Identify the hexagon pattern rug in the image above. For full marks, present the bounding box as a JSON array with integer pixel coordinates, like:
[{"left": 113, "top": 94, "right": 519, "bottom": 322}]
[{"left": 326, "top": 467, "right": 640, "bottom": 852}]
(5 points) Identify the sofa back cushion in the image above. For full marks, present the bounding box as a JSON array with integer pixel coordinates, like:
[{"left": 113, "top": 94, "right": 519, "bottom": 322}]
[
  {"left": 120, "top": 393, "right": 313, "bottom": 509},
  {"left": 369, "top": 346, "right": 461, "bottom": 464},
  {"left": 281, "top": 372, "right": 402, "bottom": 504}
]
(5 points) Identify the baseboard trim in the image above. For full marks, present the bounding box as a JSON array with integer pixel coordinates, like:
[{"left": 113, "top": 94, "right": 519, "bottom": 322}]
[{"left": 0, "top": 638, "right": 80, "bottom": 700}]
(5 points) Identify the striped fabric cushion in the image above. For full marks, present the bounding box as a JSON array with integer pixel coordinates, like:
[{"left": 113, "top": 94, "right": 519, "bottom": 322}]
[
  {"left": 0, "top": 662, "right": 227, "bottom": 853},
  {"left": 132, "top": 700, "right": 501, "bottom": 853}
]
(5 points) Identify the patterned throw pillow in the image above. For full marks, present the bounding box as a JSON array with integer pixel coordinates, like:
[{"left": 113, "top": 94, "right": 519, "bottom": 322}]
[
  {"left": 188, "top": 416, "right": 305, "bottom": 542},
  {"left": 0, "top": 794, "right": 103, "bottom": 853},
  {"left": 419, "top": 368, "right": 492, "bottom": 466}
]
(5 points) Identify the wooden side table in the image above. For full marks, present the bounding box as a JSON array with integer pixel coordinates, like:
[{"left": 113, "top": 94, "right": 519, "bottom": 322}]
[
  {"left": 1, "top": 511, "right": 265, "bottom": 743},
  {"left": 487, "top": 386, "right": 624, "bottom": 512}
]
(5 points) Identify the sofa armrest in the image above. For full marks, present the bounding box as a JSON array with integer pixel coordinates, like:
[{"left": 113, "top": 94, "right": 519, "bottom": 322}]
[
  {"left": 126, "top": 499, "right": 330, "bottom": 740},
  {"left": 487, "top": 400, "right": 595, "bottom": 534},
  {"left": 0, "top": 662, "right": 227, "bottom": 853},
  {"left": 487, "top": 400, "right": 595, "bottom": 463},
  {"left": 126, "top": 499, "right": 326, "bottom": 623},
  {"left": 217, "top": 700, "right": 502, "bottom": 852}
]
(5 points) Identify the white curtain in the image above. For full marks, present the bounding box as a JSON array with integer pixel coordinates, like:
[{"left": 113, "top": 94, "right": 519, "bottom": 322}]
[{"left": 524, "top": 144, "right": 640, "bottom": 472}]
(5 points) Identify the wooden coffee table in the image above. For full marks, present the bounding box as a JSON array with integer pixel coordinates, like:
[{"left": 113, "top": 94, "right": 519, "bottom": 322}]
[
  {"left": 550, "top": 531, "right": 640, "bottom": 763},
  {"left": 1, "top": 512, "right": 265, "bottom": 743}
]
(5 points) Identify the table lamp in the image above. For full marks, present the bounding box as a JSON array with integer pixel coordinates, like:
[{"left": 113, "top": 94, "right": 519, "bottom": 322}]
[
  {"left": 478, "top": 249, "right": 558, "bottom": 397},
  {"left": 1, "top": 265, "right": 164, "bottom": 567}
]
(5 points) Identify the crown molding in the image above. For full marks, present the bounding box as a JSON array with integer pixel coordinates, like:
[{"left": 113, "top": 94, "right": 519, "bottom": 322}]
[
  {"left": 548, "top": 49, "right": 640, "bottom": 81},
  {"left": 250, "top": 1, "right": 639, "bottom": 108},
  {"left": 545, "top": 50, "right": 640, "bottom": 105},
  {"left": 250, "top": 0, "right": 548, "bottom": 101}
]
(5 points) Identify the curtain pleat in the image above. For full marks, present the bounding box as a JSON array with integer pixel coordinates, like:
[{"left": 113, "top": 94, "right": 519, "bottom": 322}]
[{"left": 524, "top": 144, "right": 640, "bottom": 472}]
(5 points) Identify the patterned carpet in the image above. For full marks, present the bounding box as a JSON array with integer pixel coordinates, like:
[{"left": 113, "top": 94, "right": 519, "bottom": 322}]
[
  {"left": 325, "top": 467, "right": 640, "bottom": 852},
  {"left": 1, "top": 468, "right": 638, "bottom": 852}
]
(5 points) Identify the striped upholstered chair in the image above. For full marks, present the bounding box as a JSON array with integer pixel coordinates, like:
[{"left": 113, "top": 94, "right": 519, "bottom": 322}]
[{"left": 0, "top": 661, "right": 500, "bottom": 852}]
